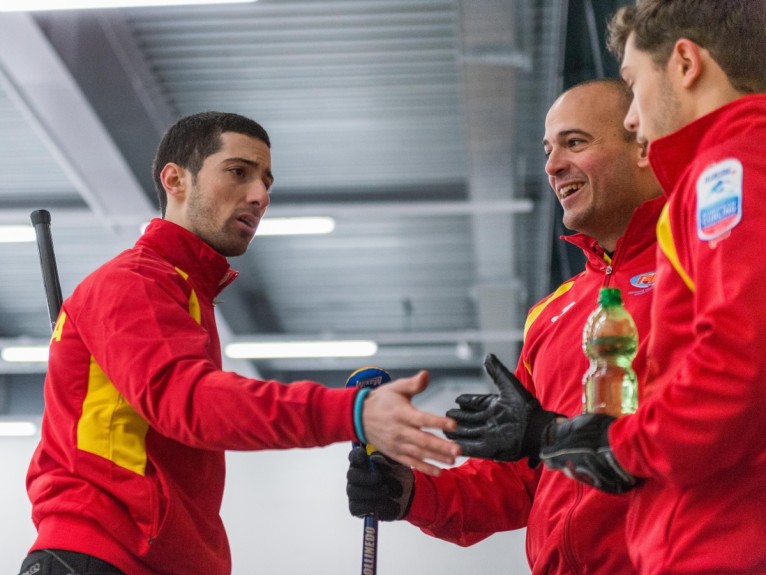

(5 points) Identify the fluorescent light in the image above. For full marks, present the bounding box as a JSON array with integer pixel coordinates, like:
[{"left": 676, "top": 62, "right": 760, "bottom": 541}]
[
  {"left": 225, "top": 340, "right": 377, "bottom": 359},
  {"left": 0, "top": 421, "right": 38, "bottom": 437},
  {"left": 137, "top": 217, "right": 335, "bottom": 237},
  {"left": 3, "top": 340, "right": 378, "bottom": 361},
  {"left": 0, "top": 226, "right": 35, "bottom": 243},
  {"left": 257, "top": 217, "right": 335, "bottom": 236},
  {"left": 1, "top": 346, "right": 49, "bottom": 363},
  {"left": 0, "top": 0, "right": 255, "bottom": 11}
]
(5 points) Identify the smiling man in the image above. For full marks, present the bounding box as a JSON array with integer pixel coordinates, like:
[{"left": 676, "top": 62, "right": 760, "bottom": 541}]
[
  {"left": 544, "top": 80, "right": 657, "bottom": 254},
  {"left": 18, "top": 111, "right": 460, "bottom": 575},
  {"left": 346, "top": 79, "right": 663, "bottom": 575}
]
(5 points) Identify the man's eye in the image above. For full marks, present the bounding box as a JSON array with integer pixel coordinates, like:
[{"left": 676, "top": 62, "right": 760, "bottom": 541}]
[
  {"left": 230, "top": 167, "right": 245, "bottom": 177},
  {"left": 568, "top": 139, "right": 585, "bottom": 147}
]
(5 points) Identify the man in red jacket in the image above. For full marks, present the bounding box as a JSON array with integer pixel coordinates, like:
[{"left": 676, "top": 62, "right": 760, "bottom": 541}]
[
  {"left": 347, "top": 79, "right": 663, "bottom": 574},
  {"left": 18, "top": 112, "right": 460, "bottom": 575},
  {"left": 448, "top": 2, "right": 766, "bottom": 574}
]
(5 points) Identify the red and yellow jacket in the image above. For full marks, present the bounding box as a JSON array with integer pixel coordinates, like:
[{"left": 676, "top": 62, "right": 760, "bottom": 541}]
[
  {"left": 611, "top": 95, "right": 766, "bottom": 575},
  {"left": 26, "top": 219, "right": 357, "bottom": 575},
  {"left": 406, "top": 196, "right": 663, "bottom": 574}
]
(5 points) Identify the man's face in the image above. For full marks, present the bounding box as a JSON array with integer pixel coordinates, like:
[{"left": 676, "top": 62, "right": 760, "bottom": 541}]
[
  {"left": 184, "top": 132, "right": 273, "bottom": 257},
  {"left": 621, "top": 33, "right": 683, "bottom": 144},
  {"left": 543, "top": 84, "right": 646, "bottom": 246}
]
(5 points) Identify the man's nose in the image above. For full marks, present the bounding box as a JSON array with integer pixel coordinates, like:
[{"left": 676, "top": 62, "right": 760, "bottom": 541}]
[
  {"left": 545, "top": 147, "right": 567, "bottom": 177},
  {"left": 624, "top": 100, "right": 639, "bottom": 134},
  {"left": 247, "top": 180, "right": 270, "bottom": 207}
]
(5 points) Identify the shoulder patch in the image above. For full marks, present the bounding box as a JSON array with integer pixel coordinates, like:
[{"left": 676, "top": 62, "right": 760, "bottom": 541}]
[{"left": 696, "top": 158, "right": 742, "bottom": 241}]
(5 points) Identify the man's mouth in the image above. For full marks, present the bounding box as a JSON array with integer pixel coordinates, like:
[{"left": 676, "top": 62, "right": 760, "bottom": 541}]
[
  {"left": 558, "top": 182, "right": 585, "bottom": 200},
  {"left": 237, "top": 214, "right": 258, "bottom": 230}
]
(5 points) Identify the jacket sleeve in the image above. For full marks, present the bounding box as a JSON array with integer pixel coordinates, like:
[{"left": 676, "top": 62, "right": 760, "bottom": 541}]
[
  {"left": 406, "top": 458, "right": 540, "bottom": 546},
  {"left": 73, "top": 263, "right": 356, "bottom": 451},
  {"left": 612, "top": 151, "right": 766, "bottom": 487}
]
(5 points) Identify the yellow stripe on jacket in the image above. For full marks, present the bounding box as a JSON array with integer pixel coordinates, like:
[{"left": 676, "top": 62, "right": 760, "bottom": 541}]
[
  {"left": 657, "top": 203, "right": 696, "bottom": 293},
  {"left": 76, "top": 266, "right": 201, "bottom": 475}
]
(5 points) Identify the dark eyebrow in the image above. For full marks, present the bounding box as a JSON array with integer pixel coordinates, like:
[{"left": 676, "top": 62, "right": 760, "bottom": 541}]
[
  {"left": 542, "top": 129, "right": 593, "bottom": 147},
  {"left": 222, "top": 156, "right": 275, "bottom": 185}
]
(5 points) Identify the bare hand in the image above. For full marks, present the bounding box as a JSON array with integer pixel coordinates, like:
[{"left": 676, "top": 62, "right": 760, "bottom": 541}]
[{"left": 362, "top": 370, "right": 460, "bottom": 476}]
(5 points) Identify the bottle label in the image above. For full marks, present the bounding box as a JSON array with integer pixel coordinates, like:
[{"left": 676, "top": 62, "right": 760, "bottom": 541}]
[{"left": 585, "top": 335, "right": 637, "bottom": 357}]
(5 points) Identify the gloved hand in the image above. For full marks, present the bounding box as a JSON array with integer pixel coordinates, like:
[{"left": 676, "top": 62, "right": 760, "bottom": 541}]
[
  {"left": 540, "top": 413, "right": 639, "bottom": 494},
  {"left": 444, "top": 353, "right": 560, "bottom": 467},
  {"left": 346, "top": 446, "right": 415, "bottom": 521}
]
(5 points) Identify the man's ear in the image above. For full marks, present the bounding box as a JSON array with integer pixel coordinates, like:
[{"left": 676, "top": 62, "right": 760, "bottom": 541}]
[
  {"left": 670, "top": 38, "right": 703, "bottom": 89},
  {"left": 160, "top": 163, "right": 188, "bottom": 202}
]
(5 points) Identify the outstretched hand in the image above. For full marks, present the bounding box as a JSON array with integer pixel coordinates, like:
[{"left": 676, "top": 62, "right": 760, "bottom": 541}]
[
  {"left": 362, "top": 370, "right": 460, "bottom": 477},
  {"left": 445, "top": 353, "right": 559, "bottom": 466}
]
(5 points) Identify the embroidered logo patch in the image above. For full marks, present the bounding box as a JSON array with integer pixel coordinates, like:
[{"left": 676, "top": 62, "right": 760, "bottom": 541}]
[
  {"left": 630, "top": 271, "right": 655, "bottom": 289},
  {"left": 696, "top": 158, "right": 743, "bottom": 241}
]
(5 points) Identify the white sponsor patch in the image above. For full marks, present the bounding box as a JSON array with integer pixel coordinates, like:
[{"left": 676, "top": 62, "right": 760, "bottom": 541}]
[{"left": 696, "top": 158, "right": 743, "bottom": 241}]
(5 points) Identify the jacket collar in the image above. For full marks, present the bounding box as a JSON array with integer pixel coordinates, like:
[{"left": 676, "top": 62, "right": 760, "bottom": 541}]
[
  {"left": 563, "top": 195, "right": 665, "bottom": 268},
  {"left": 137, "top": 219, "right": 239, "bottom": 298},
  {"left": 648, "top": 94, "right": 766, "bottom": 195}
]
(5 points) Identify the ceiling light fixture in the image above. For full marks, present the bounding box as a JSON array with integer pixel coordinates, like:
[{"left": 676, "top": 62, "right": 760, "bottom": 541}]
[
  {"left": 1, "top": 346, "right": 49, "bottom": 363},
  {"left": 139, "top": 216, "right": 335, "bottom": 237},
  {"left": 225, "top": 340, "right": 378, "bottom": 359},
  {"left": 0, "top": 225, "right": 35, "bottom": 243},
  {"left": 0, "top": 0, "right": 255, "bottom": 12},
  {"left": 257, "top": 216, "right": 335, "bottom": 236},
  {"left": 0, "top": 421, "right": 38, "bottom": 437},
  {"left": 3, "top": 338, "right": 373, "bottom": 364}
]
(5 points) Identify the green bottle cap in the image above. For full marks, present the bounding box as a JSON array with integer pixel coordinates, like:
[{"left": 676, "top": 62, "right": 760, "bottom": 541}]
[{"left": 598, "top": 287, "right": 623, "bottom": 307}]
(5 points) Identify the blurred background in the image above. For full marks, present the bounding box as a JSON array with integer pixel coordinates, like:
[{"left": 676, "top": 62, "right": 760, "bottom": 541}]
[{"left": 0, "top": 0, "right": 628, "bottom": 572}]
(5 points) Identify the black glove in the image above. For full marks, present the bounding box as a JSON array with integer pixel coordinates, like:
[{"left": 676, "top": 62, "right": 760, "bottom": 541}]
[
  {"left": 346, "top": 446, "right": 415, "bottom": 521},
  {"left": 540, "top": 413, "right": 639, "bottom": 494},
  {"left": 444, "top": 353, "right": 560, "bottom": 467}
]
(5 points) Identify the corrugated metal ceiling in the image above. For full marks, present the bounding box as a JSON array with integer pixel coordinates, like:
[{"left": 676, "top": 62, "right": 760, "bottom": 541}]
[{"left": 0, "top": 0, "right": 573, "bottom": 415}]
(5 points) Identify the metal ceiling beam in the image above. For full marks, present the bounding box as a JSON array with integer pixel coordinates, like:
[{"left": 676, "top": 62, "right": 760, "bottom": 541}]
[
  {"left": 226, "top": 329, "right": 523, "bottom": 345},
  {"left": 0, "top": 12, "right": 258, "bottom": 380},
  {"left": 0, "top": 328, "right": 523, "bottom": 375},
  {"left": 457, "top": 0, "right": 528, "bottom": 361},
  {"left": 0, "top": 199, "right": 534, "bottom": 226},
  {"left": 33, "top": 10, "right": 179, "bottom": 197},
  {"left": 0, "top": 12, "right": 155, "bottom": 242}
]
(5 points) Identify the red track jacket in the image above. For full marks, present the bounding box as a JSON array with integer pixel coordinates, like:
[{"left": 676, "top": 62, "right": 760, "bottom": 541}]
[
  {"left": 407, "top": 196, "right": 664, "bottom": 574},
  {"left": 611, "top": 96, "right": 766, "bottom": 575},
  {"left": 26, "top": 219, "right": 358, "bottom": 575}
]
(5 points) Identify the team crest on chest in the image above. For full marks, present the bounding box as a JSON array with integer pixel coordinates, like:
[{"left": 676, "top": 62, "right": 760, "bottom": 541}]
[{"left": 696, "top": 158, "right": 743, "bottom": 242}]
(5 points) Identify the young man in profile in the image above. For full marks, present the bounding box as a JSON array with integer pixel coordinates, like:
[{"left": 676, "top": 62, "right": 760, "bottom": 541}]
[
  {"left": 18, "top": 112, "right": 459, "bottom": 575},
  {"left": 538, "top": 2, "right": 766, "bottom": 574}
]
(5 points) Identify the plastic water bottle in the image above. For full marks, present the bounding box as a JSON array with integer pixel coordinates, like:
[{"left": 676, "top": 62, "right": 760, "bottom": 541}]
[{"left": 582, "top": 287, "right": 638, "bottom": 416}]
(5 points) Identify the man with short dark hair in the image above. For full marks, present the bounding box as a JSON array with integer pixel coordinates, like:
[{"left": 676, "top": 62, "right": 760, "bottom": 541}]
[{"left": 18, "top": 111, "right": 460, "bottom": 575}]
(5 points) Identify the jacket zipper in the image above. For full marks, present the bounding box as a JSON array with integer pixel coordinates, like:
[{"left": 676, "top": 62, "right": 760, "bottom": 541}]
[{"left": 562, "top": 482, "right": 584, "bottom": 575}]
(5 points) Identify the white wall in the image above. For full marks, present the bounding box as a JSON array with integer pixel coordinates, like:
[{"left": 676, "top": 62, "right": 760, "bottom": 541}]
[
  {"left": 1, "top": 437, "right": 530, "bottom": 575},
  {"left": 1, "top": 436, "right": 39, "bottom": 574},
  {"left": 223, "top": 445, "right": 530, "bottom": 574}
]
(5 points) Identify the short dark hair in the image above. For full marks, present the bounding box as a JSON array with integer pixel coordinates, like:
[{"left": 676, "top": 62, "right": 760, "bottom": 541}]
[
  {"left": 607, "top": 0, "right": 766, "bottom": 95},
  {"left": 152, "top": 111, "right": 271, "bottom": 216}
]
